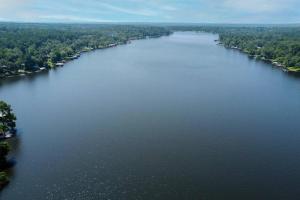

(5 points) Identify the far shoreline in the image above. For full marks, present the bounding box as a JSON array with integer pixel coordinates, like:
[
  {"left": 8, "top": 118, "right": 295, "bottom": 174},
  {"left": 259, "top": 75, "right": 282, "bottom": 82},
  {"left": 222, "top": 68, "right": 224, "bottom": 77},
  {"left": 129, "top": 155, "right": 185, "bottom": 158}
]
[
  {"left": 215, "top": 40, "right": 300, "bottom": 74},
  {"left": 1, "top": 30, "right": 299, "bottom": 83},
  {"left": 0, "top": 32, "right": 172, "bottom": 81}
]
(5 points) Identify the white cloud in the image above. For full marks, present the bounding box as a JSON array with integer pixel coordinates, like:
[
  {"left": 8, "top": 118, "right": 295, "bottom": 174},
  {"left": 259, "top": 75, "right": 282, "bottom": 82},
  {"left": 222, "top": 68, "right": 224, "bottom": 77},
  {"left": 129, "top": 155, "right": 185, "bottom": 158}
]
[
  {"left": 0, "top": 0, "right": 298, "bottom": 23},
  {"left": 223, "top": 0, "right": 296, "bottom": 13},
  {"left": 97, "top": 2, "right": 157, "bottom": 16},
  {"left": 38, "top": 15, "right": 114, "bottom": 22},
  {"left": 0, "top": 0, "right": 32, "bottom": 11},
  {"left": 161, "top": 5, "right": 177, "bottom": 11}
]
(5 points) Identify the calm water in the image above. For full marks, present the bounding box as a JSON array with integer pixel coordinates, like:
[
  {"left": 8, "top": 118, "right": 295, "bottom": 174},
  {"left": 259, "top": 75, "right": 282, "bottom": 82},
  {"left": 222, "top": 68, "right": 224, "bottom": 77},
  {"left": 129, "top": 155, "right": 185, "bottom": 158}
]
[{"left": 1, "top": 32, "right": 300, "bottom": 200}]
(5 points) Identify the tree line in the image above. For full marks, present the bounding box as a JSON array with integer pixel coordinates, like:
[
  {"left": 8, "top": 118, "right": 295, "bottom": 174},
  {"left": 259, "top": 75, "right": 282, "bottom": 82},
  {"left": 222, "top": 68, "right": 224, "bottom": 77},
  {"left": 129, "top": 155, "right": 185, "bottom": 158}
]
[
  {"left": 218, "top": 27, "right": 300, "bottom": 72},
  {"left": 0, "top": 101, "right": 16, "bottom": 188},
  {"left": 1, "top": 23, "right": 299, "bottom": 78},
  {"left": 169, "top": 25, "right": 300, "bottom": 72},
  {"left": 0, "top": 23, "right": 171, "bottom": 78}
]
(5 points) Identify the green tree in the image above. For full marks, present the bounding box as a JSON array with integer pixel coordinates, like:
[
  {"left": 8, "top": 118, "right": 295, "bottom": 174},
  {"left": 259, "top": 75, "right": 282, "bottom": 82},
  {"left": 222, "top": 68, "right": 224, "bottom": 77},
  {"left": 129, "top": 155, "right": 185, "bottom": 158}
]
[
  {"left": 0, "top": 100, "right": 14, "bottom": 188},
  {"left": 0, "top": 101, "right": 16, "bottom": 131},
  {"left": 0, "top": 142, "right": 9, "bottom": 164},
  {"left": 0, "top": 171, "right": 9, "bottom": 187},
  {"left": 0, "top": 141, "right": 10, "bottom": 187}
]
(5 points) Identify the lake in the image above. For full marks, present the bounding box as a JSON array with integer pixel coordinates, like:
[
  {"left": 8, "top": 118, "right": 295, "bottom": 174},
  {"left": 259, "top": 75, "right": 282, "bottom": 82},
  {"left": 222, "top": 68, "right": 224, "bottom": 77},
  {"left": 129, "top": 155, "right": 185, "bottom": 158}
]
[{"left": 1, "top": 32, "right": 300, "bottom": 200}]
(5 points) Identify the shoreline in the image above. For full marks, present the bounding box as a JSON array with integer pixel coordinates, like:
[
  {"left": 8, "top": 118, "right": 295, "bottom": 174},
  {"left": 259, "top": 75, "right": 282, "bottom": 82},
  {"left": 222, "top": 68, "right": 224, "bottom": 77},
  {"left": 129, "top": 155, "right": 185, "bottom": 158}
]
[
  {"left": 2, "top": 31, "right": 298, "bottom": 81},
  {"left": 0, "top": 41, "right": 126, "bottom": 80},
  {"left": 0, "top": 34, "right": 170, "bottom": 81},
  {"left": 216, "top": 41, "right": 300, "bottom": 74}
]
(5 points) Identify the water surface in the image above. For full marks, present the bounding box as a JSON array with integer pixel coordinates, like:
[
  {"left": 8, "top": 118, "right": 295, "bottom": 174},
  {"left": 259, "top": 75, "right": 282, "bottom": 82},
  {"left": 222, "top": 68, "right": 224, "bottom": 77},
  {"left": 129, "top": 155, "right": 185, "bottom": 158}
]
[{"left": 1, "top": 32, "right": 300, "bottom": 200}]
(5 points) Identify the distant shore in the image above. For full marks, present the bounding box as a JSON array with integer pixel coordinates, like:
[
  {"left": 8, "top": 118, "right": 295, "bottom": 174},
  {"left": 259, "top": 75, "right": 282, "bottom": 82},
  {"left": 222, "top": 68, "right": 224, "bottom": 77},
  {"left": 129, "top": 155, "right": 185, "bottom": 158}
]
[
  {"left": 0, "top": 44, "right": 118, "bottom": 80},
  {"left": 216, "top": 40, "right": 300, "bottom": 73},
  {"left": 0, "top": 40, "right": 127, "bottom": 80},
  {"left": 0, "top": 34, "right": 170, "bottom": 80}
]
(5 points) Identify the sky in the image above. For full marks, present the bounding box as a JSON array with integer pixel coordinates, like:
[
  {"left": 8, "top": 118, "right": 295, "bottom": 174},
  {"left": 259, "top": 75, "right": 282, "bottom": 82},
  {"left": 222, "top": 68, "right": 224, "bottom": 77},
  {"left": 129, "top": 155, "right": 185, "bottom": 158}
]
[{"left": 0, "top": 0, "right": 299, "bottom": 24}]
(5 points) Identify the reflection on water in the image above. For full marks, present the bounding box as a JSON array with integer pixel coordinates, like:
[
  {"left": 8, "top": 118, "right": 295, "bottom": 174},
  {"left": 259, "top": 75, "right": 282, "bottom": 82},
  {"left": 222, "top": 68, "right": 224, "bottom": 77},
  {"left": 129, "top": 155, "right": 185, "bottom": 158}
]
[
  {"left": 0, "top": 70, "right": 50, "bottom": 88},
  {"left": 0, "top": 32, "right": 300, "bottom": 200}
]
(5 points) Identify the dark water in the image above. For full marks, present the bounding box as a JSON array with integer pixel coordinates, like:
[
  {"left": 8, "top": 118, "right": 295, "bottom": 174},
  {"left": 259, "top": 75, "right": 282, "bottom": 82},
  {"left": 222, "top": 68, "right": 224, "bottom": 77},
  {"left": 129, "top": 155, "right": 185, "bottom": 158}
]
[{"left": 1, "top": 32, "right": 300, "bottom": 200}]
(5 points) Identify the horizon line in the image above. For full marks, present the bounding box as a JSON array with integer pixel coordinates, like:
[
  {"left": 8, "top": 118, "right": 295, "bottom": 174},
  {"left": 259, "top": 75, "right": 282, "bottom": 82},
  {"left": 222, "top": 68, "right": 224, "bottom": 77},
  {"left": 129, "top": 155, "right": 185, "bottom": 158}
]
[{"left": 0, "top": 20, "right": 299, "bottom": 26}]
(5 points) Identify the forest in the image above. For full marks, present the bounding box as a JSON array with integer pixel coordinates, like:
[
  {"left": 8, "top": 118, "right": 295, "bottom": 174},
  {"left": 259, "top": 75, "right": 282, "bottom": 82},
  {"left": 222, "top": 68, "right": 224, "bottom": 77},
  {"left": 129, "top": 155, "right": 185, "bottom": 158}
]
[
  {"left": 170, "top": 25, "right": 300, "bottom": 72},
  {"left": 0, "top": 23, "right": 300, "bottom": 78},
  {"left": 0, "top": 23, "right": 171, "bottom": 78},
  {"left": 0, "top": 100, "right": 16, "bottom": 188}
]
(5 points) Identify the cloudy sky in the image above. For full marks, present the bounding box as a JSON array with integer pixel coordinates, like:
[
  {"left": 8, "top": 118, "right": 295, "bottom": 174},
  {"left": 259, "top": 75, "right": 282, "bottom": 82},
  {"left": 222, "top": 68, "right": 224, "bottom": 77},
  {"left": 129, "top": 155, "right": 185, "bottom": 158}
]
[{"left": 0, "top": 0, "right": 299, "bottom": 23}]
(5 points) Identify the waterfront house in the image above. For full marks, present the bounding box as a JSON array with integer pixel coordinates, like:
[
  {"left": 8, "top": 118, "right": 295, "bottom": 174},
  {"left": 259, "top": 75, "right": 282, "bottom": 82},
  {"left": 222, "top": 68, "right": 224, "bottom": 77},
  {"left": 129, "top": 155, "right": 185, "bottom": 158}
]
[{"left": 56, "top": 62, "right": 64, "bottom": 67}]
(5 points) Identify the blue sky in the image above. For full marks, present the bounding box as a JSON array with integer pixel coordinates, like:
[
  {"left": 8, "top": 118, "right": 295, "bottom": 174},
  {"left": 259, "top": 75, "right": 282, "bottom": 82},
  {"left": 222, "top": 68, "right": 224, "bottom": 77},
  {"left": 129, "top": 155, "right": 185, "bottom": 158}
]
[{"left": 0, "top": 0, "right": 299, "bottom": 23}]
